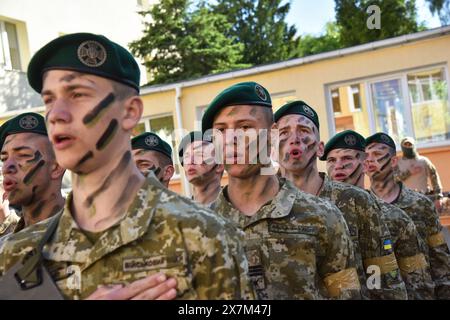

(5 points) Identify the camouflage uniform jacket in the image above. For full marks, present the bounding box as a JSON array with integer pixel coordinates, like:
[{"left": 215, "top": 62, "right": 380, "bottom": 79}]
[
  {"left": 0, "top": 211, "right": 20, "bottom": 238},
  {"left": 391, "top": 183, "right": 450, "bottom": 299},
  {"left": 211, "top": 177, "right": 360, "bottom": 300},
  {"left": 368, "top": 191, "right": 435, "bottom": 299},
  {"left": 319, "top": 173, "right": 407, "bottom": 300},
  {"left": 0, "top": 176, "right": 254, "bottom": 300}
]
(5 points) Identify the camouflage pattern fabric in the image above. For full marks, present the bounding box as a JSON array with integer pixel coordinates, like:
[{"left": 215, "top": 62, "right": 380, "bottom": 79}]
[
  {"left": 392, "top": 183, "right": 450, "bottom": 299},
  {"left": 0, "top": 212, "right": 20, "bottom": 238},
  {"left": 319, "top": 173, "right": 407, "bottom": 300},
  {"left": 211, "top": 177, "right": 360, "bottom": 300},
  {"left": 368, "top": 191, "right": 435, "bottom": 299},
  {"left": 0, "top": 176, "right": 254, "bottom": 300}
]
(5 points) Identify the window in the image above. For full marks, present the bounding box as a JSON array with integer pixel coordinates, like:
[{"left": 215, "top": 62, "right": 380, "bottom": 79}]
[
  {"left": 0, "top": 21, "right": 21, "bottom": 71},
  {"left": 407, "top": 68, "right": 449, "bottom": 144},
  {"left": 331, "top": 89, "right": 341, "bottom": 114},
  {"left": 328, "top": 66, "right": 450, "bottom": 148},
  {"left": 370, "top": 78, "right": 408, "bottom": 144},
  {"left": 350, "top": 84, "right": 362, "bottom": 112},
  {"left": 329, "top": 83, "right": 371, "bottom": 137}
]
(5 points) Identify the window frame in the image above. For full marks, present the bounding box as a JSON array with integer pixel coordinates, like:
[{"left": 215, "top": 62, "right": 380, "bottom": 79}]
[
  {"left": 326, "top": 64, "right": 450, "bottom": 150},
  {"left": 0, "top": 20, "right": 21, "bottom": 71}
]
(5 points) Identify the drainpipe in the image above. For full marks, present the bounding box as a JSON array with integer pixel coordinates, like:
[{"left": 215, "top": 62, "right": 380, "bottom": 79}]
[{"left": 175, "top": 86, "right": 191, "bottom": 197}]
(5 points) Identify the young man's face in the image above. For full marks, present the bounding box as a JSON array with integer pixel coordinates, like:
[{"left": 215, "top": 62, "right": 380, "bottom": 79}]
[
  {"left": 41, "top": 70, "right": 125, "bottom": 173},
  {"left": 182, "top": 141, "right": 220, "bottom": 184},
  {"left": 364, "top": 142, "right": 397, "bottom": 181},
  {"left": 1, "top": 133, "right": 54, "bottom": 206},
  {"left": 212, "top": 105, "right": 272, "bottom": 179},
  {"left": 277, "top": 114, "right": 322, "bottom": 173},
  {"left": 131, "top": 149, "right": 170, "bottom": 181},
  {"left": 326, "top": 148, "right": 364, "bottom": 185}
]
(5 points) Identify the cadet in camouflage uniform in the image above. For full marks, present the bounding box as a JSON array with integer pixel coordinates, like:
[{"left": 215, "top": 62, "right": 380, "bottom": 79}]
[
  {"left": 203, "top": 82, "right": 360, "bottom": 299},
  {"left": 324, "top": 130, "right": 434, "bottom": 299},
  {"left": 0, "top": 113, "right": 65, "bottom": 235},
  {"left": 396, "top": 137, "right": 444, "bottom": 213},
  {"left": 0, "top": 33, "right": 253, "bottom": 300},
  {"left": 274, "top": 101, "right": 406, "bottom": 300},
  {"left": 178, "top": 131, "right": 224, "bottom": 206},
  {"left": 365, "top": 132, "right": 450, "bottom": 299},
  {"left": 131, "top": 132, "right": 175, "bottom": 188}
]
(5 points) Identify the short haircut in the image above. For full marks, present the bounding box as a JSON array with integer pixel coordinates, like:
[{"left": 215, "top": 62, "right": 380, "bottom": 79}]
[
  {"left": 155, "top": 152, "right": 173, "bottom": 168},
  {"left": 112, "top": 81, "right": 138, "bottom": 101},
  {"left": 261, "top": 107, "right": 274, "bottom": 126}
]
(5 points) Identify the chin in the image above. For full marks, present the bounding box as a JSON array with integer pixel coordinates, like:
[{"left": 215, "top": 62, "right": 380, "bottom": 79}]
[{"left": 226, "top": 164, "right": 259, "bottom": 178}]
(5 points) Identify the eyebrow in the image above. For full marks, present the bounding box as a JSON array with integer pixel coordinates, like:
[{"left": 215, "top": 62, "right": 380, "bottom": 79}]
[
  {"left": 41, "top": 83, "right": 97, "bottom": 97},
  {"left": 0, "top": 146, "right": 33, "bottom": 155}
]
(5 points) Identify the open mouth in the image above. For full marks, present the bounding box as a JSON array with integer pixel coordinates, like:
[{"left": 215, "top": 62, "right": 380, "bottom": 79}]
[
  {"left": 52, "top": 134, "right": 76, "bottom": 150},
  {"left": 3, "top": 178, "right": 17, "bottom": 192},
  {"left": 333, "top": 173, "right": 347, "bottom": 181},
  {"left": 289, "top": 148, "right": 303, "bottom": 159},
  {"left": 366, "top": 165, "right": 378, "bottom": 173}
]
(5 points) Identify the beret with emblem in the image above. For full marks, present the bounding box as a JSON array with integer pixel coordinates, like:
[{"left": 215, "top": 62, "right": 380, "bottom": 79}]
[
  {"left": 0, "top": 112, "right": 47, "bottom": 150},
  {"left": 201, "top": 81, "right": 272, "bottom": 133},
  {"left": 27, "top": 32, "right": 140, "bottom": 93},
  {"left": 274, "top": 100, "right": 319, "bottom": 129},
  {"left": 131, "top": 132, "right": 172, "bottom": 159},
  {"left": 365, "top": 132, "right": 396, "bottom": 150},
  {"left": 320, "top": 130, "right": 365, "bottom": 161},
  {"left": 178, "top": 131, "right": 212, "bottom": 166}
]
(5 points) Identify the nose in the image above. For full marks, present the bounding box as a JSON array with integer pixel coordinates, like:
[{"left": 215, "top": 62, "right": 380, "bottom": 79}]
[
  {"left": 47, "top": 98, "right": 72, "bottom": 125},
  {"left": 2, "top": 158, "right": 17, "bottom": 175},
  {"left": 289, "top": 132, "right": 301, "bottom": 145}
]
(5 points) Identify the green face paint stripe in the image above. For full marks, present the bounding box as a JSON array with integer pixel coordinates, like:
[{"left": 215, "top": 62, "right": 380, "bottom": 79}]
[
  {"left": 95, "top": 119, "right": 118, "bottom": 151},
  {"left": 24, "top": 186, "right": 38, "bottom": 206},
  {"left": 348, "top": 163, "right": 362, "bottom": 179},
  {"left": 113, "top": 174, "right": 140, "bottom": 212},
  {"left": 377, "top": 153, "right": 390, "bottom": 163},
  {"left": 26, "top": 151, "right": 42, "bottom": 164},
  {"left": 75, "top": 151, "right": 94, "bottom": 169},
  {"left": 23, "top": 159, "right": 45, "bottom": 185},
  {"left": 31, "top": 200, "right": 45, "bottom": 218},
  {"left": 84, "top": 151, "right": 131, "bottom": 207},
  {"left": 377, "top": 157, "right": 392, "bottom": 173},
  {"left": 82, "top": 93, "right": 116, "bottom": 126}
]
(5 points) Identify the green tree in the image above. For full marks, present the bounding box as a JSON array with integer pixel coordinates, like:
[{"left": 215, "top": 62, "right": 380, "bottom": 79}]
[
  {"left": 129, "top": 0, "right": 247, "bottom": 85},
  {"left": 425, "top": 0, "right": 450, "bottom": 25},
  {"left": 297, "top": 22, "right": 343, "bottom": 57},
  {"left": 335, "top": 0, "right": 421, "bottom": 47},
  {"left": 214, "top": 0, "right": 299, "bottom": 65}
]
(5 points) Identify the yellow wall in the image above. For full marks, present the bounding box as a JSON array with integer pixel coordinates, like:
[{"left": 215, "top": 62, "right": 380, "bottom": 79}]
[{"left": 140, "top": 34, "right": 450, "bottom": 194}]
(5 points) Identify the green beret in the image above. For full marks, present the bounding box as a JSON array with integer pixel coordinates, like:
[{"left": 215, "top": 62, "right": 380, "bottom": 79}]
[
  {"left": 178, "top": 131, "right": 212, "bottom": 166},
  {"left": 274, "top": 100, "right": 319, "bottom": 129},
  {"left": 320, "top": 130, "right": 365, "bottom": 161},
  {"left": 202, "top": 81, "right": 272, "bottom": 133},
  {"left": 0, "top": 112, "right": 47, "bottom": 150},
  {"left": 131, "top": 132, "right": 172, "bottom": 160},
  {"left": 27, "top": 33, "right": 140, "bottom": 93},
  {"left": 365, "top": 132, "right": 396, "bottom": 150}
]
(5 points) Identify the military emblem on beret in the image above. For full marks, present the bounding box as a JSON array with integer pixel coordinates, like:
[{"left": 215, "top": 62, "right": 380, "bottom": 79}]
[
  {"left": 255, "top": 84, "right": 267, "bottom": 101},
  {"left": 145, "top": 135, "right": 159, "bottom": 147},
  {"left": 77, "top": 40, "right": 107, "bottom": 67},
  {"left": 381, "top": 134, "right": 391, "bottom": 144},
  {"left": 344, "top": 134, "right": 357, "bottom": 146},
  {"left": 19, "top": 115, "right": 39, "bottom": 130},
  {"left": 302, "top": 105, "right": 315, "bottom": 118}
]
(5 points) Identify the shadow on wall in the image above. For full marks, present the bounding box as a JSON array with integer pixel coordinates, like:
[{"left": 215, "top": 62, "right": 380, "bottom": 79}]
[{"left": 0, "top": 69, "right": 42, "bottom": 114}]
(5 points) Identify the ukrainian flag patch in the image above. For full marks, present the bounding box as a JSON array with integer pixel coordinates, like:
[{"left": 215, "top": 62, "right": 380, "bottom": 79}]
[{"left": 383, "top": 239, "right": 392, "bottom": 251}]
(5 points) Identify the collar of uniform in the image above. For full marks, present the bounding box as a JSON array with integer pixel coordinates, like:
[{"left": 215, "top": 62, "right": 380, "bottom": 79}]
[
  {"left": 214, "top": 176, "right": 296, "bottom": 229},
  {"left": 389, "top": 182, "right": 409, "bottom": 208},
  {"left": 46, "top": 176, "right": 160, "bottom": 267},
  {"left": 317, "top": 172, "right": 333, "bottom": 198}
]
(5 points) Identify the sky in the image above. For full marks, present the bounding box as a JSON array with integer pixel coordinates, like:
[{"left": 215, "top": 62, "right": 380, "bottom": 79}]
[{"left": 286, "top": 0, "right": 442, "bottom": 36}]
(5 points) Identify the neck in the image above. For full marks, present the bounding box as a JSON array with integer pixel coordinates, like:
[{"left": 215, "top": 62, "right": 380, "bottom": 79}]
[
  {"left": 192, "top": 178, "right": 221, "bottom": 205},
  {"left": 284, "top": 162, "right": 323, "bottom": 196},
  {"left": 227, "top": 172, "right": 279, "bottom": 216},
  {"left": 370, "top": 171, "right": 400, "bottom": 203},
  {"left": 22, "top": 188, "right": 64, "bottom": 227},
  {"left": 71, "top": 149, "right": 145, "bottom": 232}
]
